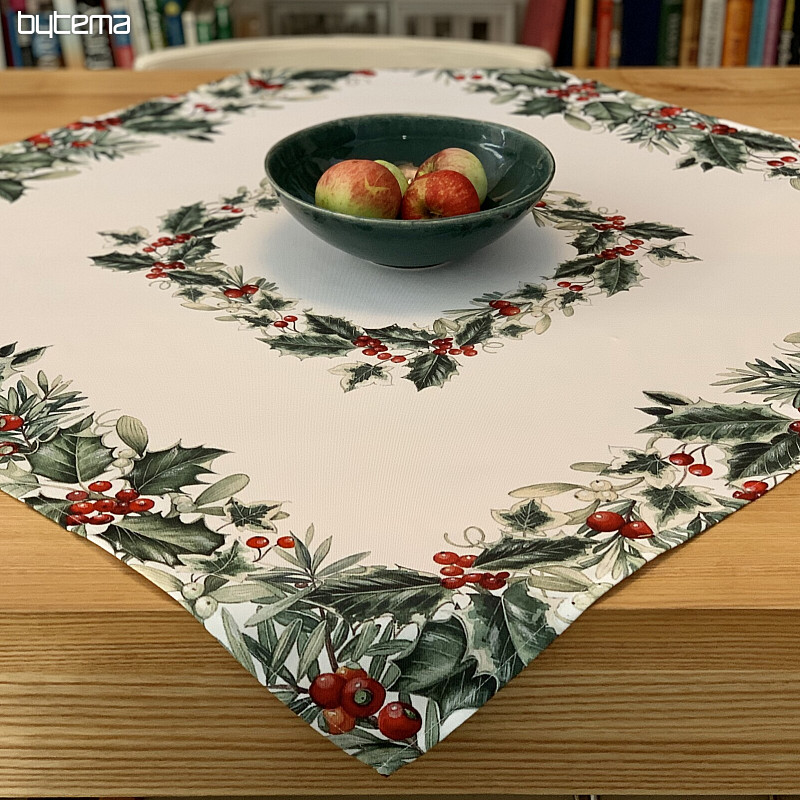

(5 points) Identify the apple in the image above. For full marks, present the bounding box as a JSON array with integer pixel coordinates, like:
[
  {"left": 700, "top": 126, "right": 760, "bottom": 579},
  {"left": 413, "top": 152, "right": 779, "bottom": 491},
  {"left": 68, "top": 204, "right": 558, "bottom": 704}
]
[
  {"left": 315, "top": 159, "right": 402, "bottom": 219},
  {"left": 416, "top": 147, "right": 488, "bottom": 204},
  {"left": 401, "top": 170, "right": 481, "bottom": 220},
  {"left": 374, "top": 159, "right": 409, "bottom": 196}
]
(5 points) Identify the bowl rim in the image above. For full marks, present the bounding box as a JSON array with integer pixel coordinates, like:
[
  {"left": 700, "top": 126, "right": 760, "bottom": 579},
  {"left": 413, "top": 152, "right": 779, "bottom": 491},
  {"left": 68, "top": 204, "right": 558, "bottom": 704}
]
[{"left": 263, "top": 112, "right": 556, "bottom": 228}]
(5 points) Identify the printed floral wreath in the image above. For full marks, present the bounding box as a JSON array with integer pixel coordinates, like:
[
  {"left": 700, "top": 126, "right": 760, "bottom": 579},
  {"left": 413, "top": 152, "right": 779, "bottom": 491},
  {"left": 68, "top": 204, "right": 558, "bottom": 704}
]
[
  {"left": 0, "top": 69, "right": 374, "bottom": 204},
  {"left": 3, "top": 334, "right": 800, "bottom": 772},
  {"left": 90, "top": 182, "right": 698, "bottom": 393},
  {"left": 444, "top": 68, "right": 800, "bottom": 189}
]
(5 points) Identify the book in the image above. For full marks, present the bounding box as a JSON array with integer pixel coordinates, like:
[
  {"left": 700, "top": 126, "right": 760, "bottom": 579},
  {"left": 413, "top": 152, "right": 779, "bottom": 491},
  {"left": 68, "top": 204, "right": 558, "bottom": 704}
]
[
  {"left": 555, "top": 0, "right": 575, "bottom": 65},
  {"left": 196, "top": 8, "right": 213, "bottom": 41},
  {"left": 620, "top": 0, "right": 661, "bottom": 65},
  {"left": 657, "top": 0, "right": 683, "bottom": 65},
  {"left": 52, "top": 0, "right": 85, "bottom": 66},
  {"left": 572, "top": 0, "right": 592, "bottom": 66},
  {"left": 76, "top": 0, "right": 114, "bottom": 69},
  {"left": 106, "top": 0, "right": 135, "bottom": 66},
  {"left": 0, "top": 6, "right": 8, "bottom": 67},
  {"left": 141, "top": 0, "right": 164, "bottom": 49},
  {"left": 213, "top": 0, "right": 230, "bottom": 38},
  {"left": 162, "top": 0, "right": 184, "bottom": 45},
  {"left": 609, "top": 0, "right": 622, "bottom": 65},
  {"left": 747, "top": 0, "right": 770, "bottom": 62},
  {"left": 679, "top": 0, "right": 703, "bottom": 64},
  {"left": 520, "top": 0, "right": 568, "bottom": 64},
  {"left": 593, "top": 0, "right": 613, "bottom": 67},
  {"left": 125, "top": 0, "right": 150, "bottom": 58},
  {"left": 32, "top": 0, "right": 62, "bottom": 67},
  {"left": 763, "top": 0, "right": 786, "bottom": 63},
  {"left": 777, "top": 0, "right": 794, "bottom": 62},
  {"left": 698, "top": 0, "right": 727, "bottom": 65},
  {"left": 181, "top": 7, "right": 196, "bottom": 44},
  {"left": 721, "top": 0, "right": 754, "bottom": 64}
]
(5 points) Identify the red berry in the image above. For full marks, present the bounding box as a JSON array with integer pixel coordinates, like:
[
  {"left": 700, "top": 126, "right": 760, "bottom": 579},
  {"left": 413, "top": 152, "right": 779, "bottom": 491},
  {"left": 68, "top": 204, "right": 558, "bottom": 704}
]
[
  {"left": 377, "top": 352, "right": 392, "bottom": 360},
  {"left": 239, "top": 284, "right": 258, "bottom": 295},
  {"left": 277, "top": 536, "right": 295, "bottom": 548},
  {"left": 69, "top": 501, "right": 95, "bottom": 514},
  {"left": 432, "top": 338, "right": 448, "bottom": 345},
  {"left": 433, "top": 551, "right": 458, "bottom": 565},
  {"left": 145, "top": 273, "right": 159, "bottom": 279},
  {"left": 88, "top": 480, "right": 112, "bottom": 492},
  {"left": 323, "top": 706, "right": 356, "bottom": 735},
  {"left": 88, "top": 513, "right": 114, "bottom": 525},
  {"left": 65, "top": 514, "right": 87, "bottom": 526},
  {"left": 274, "top": 321, "right": 289, "bottom": 329},
  {"left": 0, "top": 415, "right": 24, "bottom": 432},
  {"left": 66, "top": 121, "right": 85, "bottom": 130},
  {"left": 463, "top": 350, "right": 477, "bottom": 357},
  {"left": 440, "top": 565, "right": 464, "bottom": 577},
  {"left": 94, "top": 499, "right": 116, "bottom": 512},
  {"left": 441, "top": 575, "right": 467, "bottom": 589},
  {"left": 782, "top": 156, "right": 797, "bottom": 163},
  {"left": 733, "top": 490, "right": 759, "bottom": 501},
  {"left": 115, "top": 488, "right": 139, "bottom": 502},
  {"left": 70, "top": 141, "right": 92, "bottom": 148},
  {"left": 743, "top": 480, "right": 769, "bottom": 493},
  {"left": 340, "top": 676, "right": 385, "bottom": 718},
  {"left": 789, "top": 421, "right": 800, "bottom": 434},
  {"left": 619, "top": 520, "right": 654, "bottom": 539},
  {"left": 111, "top": 502, "right": 130, "bottom": 515},
  {"left": 768, "top": 160, "right": 784, "bottom": 167},
  {"left": 688, "top": 464, "right": 713, "bottom": 476},
  {"left": 353, "top": 337, "right": 369, "bottom": 346},
  {"left": 129, "top": 497, "right": 155, "bottom": 512},
  {"left": 246, "top": 535, "right": 269, "bottom": 549},
  {"left": 569, "top": 285, "right": 584, "bottom": 292},
  {"left": 378, "top": 702, "right": 423, "bottom": 741},
  {"left": 309, "top": 673, "right": 346, "bottom": 709},
  {"left": 668, "top": 453, "right": 694, "bottom": 466},
  {"left": 448, "top": 348, "right": 463, "bottom": 356},
  {"left": 557, "top": 281, "right": 571, "bottom": 288},
  {"left": 362, "top": 348, "right": 378, "bottom": 356},
  {"left": 433, "top": 348, "right": 449, "bottom": 356},
  {"left": 221, "top": 205, "right": 232, "bottom": 210},
  {"left": 465, "top": 572, "right": 483, "bottom": 583},
  {"left": 283, "top": 315, "right": 298, "bottom": 322},
  {"left": 586, "top": 511, "right": 625, "bottom": 532},
  {"left": 692, "top": 123, "right": 707, "bottom": 130},
  {"left": 481, "top": 576, "right": 502, "bottom": 590},
  {"left": 66, "top": 490, "right": 89, "bottom": 502},
  {"left": 493, "top": 300, "right": 511, "bottom": 308},
  {"left": 391, "top": 355, "right": 406, "bottom": 363},
  {"left": 496, "top": 571, "right": 511, "bottom": 580},
  {"left": 457, "top": 554, "right": 477, "bottom": 568},
  {"left": 143, "top": 247, "right": 155, "bottom": 252},
  {"left": 224, "top": 288, "right": 244, "bottom": 299},
  {"left": 231, "top": 208, "right": 243, "bottom": 213},
  {"left": 499, "top": 305, "right": 521, "bottom": 316},
  {"left": 335, "top": 666, "right": 367, "bottom": 681},
  {"left": 535, "top": 201, "right": 547, "bottom": 208},
  {"left": 631, "top": 239, "right": 644, "bottom": 245}
]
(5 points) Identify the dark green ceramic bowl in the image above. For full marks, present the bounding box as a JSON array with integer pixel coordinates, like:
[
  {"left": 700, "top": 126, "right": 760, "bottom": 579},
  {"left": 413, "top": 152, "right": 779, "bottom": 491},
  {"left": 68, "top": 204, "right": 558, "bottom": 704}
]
[{"left": 264, "top": 114, "right": 555, "bottom": 269}]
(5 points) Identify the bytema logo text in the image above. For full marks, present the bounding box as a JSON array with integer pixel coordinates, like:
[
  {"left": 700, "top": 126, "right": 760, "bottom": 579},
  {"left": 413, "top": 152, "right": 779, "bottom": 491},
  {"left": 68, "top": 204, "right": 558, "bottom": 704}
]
[{"left": 17, "top": 12, "right": 130, "bottom": 37}]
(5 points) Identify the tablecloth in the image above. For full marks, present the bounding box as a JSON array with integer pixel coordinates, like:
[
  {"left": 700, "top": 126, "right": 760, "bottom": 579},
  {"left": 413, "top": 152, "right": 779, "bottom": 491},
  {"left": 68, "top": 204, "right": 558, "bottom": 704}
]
[{"left": 2, "top": 67, "right": 799, "bottom": 775}]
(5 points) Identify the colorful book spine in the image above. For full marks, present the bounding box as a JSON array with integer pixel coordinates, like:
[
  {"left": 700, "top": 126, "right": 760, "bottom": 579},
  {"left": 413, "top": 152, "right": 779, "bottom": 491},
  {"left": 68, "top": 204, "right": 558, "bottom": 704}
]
[
  {"left": 679, "top": 0, "right": 703, "bottom": 64},
  {"left": 572, "top": 0, "right": 592, "bottom": 66},
  {"left": 777, "top": 0, "right": 794, "bottom": 62},
  {"left": 162, "top": 0, "right": 184, "bottom": 45},
  {"left": 52, "top": 0, "right": 85, "bottom": 66},
  {"left": 76, "top": 0, "right": 114, "bottom": 69},
  {"left": 126, "top": 0, "right": 151, "bottom": 57},
  {"left": 608, "top": 0, "right": 622, "bottom": 65},
  {"left": 141, "top": 0, "right": 164, "bottom": 49},
  {"left": 106, "top": 0, "right": 135, "bottom": 66},
  {"left": 213, "top": 0, "right": 230, "bottom": 38},
  {"left": 593, "top": 0, "right": 613, "bottom": 66},
  {"left": 763, "top": 0, "right": 786, "bottom": 63},
  {"left": 722, "top": 0, "right": 754, "bottom": 64},
  {"left": 196, "top": 9, "right": 213, "bottom": 41},
  {"left": 32, "top": 3, "right": 63, "bottom": 67},
  {"left": 620, "top": 0, "right": 661, "bottom": 65},
  {"left": 8, "top": 0, "right": 34, "bottom": 67},
  {"left": 748, "top": 0, "right": 770, "bottom": 63},
  {"left": 520, "top": 0, "right": 568, "bottom": 64},
  {"left": 698, "top": 0, "right": 728, "bottom": 65},
  {"left": 657, "top": 0, "right": 684, "bottom": 65}
]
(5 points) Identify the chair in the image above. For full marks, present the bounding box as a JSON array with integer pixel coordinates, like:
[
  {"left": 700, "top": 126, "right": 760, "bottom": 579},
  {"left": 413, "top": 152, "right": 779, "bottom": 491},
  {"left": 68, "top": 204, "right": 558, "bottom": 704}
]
[{"left": 133, "top": 35, "right": 552, "bottom": 70}]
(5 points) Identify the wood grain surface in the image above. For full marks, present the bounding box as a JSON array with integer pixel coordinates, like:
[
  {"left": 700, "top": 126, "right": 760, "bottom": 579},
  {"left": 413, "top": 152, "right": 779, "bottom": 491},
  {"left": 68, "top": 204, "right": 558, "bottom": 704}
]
[{"left": 1, "top": 67, "right": 800, "bottom": 796}]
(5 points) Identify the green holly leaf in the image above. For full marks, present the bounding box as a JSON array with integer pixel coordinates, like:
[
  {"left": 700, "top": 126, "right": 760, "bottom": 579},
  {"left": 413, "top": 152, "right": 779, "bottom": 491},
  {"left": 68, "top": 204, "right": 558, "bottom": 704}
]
[
  {"left": 27, "top": 422, "right": 113, "bottom": 484},
  {"left": 640, "top": 485, "right": 714, "bottom": 525},
  {"left": 179, "top": 539, "right": 254, "bottom": 577},
  {"left": 123, "top": 118, "right": 215, "bottom": 137},
  {"left": 648, "top": 245, "right": 700, "bottom": 263},
  {"left": 268, "top": 332, "right": 352, "bottom": 360},
  {"left": 304, "top": 313, "right": 360, "bottom": 341},
  {"left": 553, "top": 254, "right": 604, "bottom": 279},
  {"left": 190, "top": 216, "right": 244, "bottom": 237},
  {"left": 226, "top": 497, "right": 283, "bottom": 531},
  {"left": 424, "top": 661, "right": 497, "bottom": 724},
  {"left": 100, "top": 229, "right": 147, "bottom": 246},
  {"left": 639, "top": 401, "right": 794, "bottom": 444},
  {"left": 570, "top": 227, "right": 616, "bottom": 255},
  {"left": 500, "top": 323, "right": 532, "bottom": 339},
  {"left": 25, "top": 494, "right": 67, "bottom": 525},
  {"left": 119, "top": 100, "right": 182, "bottom": 120},
  {"left": 290, "top": 69, "right": 353, "bottom": 81},
  {"left": 256, "top": 196, "right": 280, "bottom": 211},
  {"left": 130, "top": 443, "right": 226, "bottom": 495},
  {"left": 693, "top": 134, "right": 748, "bottom": 172},
  {"left": 404, "top": 353, "right": 458, "bottom": 391},
  {"left": 474, "top": 536, "right": 586, "bottom": 571},
  {"left": 642, "top": 390, "right": 693, "bottom": 406},
  {"left": 595, "top": 257, "right": 642, "bottom": 296},
  {"left": 363, "top": 324, "right": 433, "bottom": 348},
  {"left": 169, "top": 236, "right": 216, "bottom": 263},
  {"left": 0, "top": 461, "right": 39, "bottom": 498},
  {"left": 91, "top": 251, "right": 155, "bottom": 271},
  {"left": 551, "top": 208, "right": 607, "bottom": 223},
  {"left": 514, "top": 96, "right": 567, "bottom": 117},
  {"left": 687, "top": 509, "right": 733, "bottom": 535},
  {"left": 582, "top": 100, "right": 635, "bottom": 127},
  {"left": 496, "top": 70, "right": 570, "bottom": 88},
  {"left": 307, "top": 566, "right": 449, "bottom": 625},
  {"left": 726, "top": 433, "right": 800, "bottom": 481},
  {"left": 393, "top": 617, "right": 467, "bottom": 693},
  {"left": 623, "top": 222, "right": 688, "bottom": 240},
  {"left": 254, "top": 291, "right": 294, "bottom": 316},
  {"left": 456, "top": 312, "right": 494, "bottom": 347},
  {"left": 99, "top": 514, "right": 224, "bottom": 566},
  {"left": 510, "top": 283, "right": 547, "bottom": 302},
  {"left": 603, "top": 449, "right": 674, "bottom": 484},
  {"left": 0, "top": 179, "right": 25, "bottom": 203},
  {"left": 329, "top": 361, "right": 392, "bottom": 393},
  {"left": 730, "top": 129, "right": 793, "bottom": 152},
  {"left": 161, "top": 202, "right": 205, "bottom": 234},
  {"left": 0, "top": 150, "right": 57, "bottom": 173}
]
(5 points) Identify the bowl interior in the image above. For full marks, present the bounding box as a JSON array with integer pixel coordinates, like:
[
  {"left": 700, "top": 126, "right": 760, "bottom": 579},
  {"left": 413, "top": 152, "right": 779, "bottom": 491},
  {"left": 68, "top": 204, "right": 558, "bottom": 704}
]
[{"left": 267, "top": 114, "right": 554, "bottom": 213}]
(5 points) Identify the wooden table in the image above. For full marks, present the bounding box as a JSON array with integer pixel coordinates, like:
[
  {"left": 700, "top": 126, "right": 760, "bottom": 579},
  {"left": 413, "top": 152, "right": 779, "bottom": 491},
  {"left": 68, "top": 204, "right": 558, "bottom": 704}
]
[{"left": 1, "top": 68, "right": 800, "bottom": 797}]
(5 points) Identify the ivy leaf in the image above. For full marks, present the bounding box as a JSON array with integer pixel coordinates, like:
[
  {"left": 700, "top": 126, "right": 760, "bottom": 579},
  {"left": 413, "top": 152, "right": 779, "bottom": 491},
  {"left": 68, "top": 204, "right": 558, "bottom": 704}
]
[
  {"left": 424, "top": 661, "right": 497, "bottom": 724},
  {"left": 514, "top": 96, "right": 567, "bottom": 117},
  {"left": 226, "top": 497, "right": 283, "bottom": 531},
  {"left": 304, "top": 313, "right": 360, "bottom": 341},
  {"left": 27, "top": 424, "right": 113, "bottom": 484},
  {"left": 25, "top": 495, "right": 67, "bottom": 525},
  {"left": 595, "top": 257, "right": 642, "bottom": 296},
  {"left": 363, "top": 324, "right": 433, "bottom": 348},
  {"left": 404, "top": 353, "right": 458, "bottom": 391},
  {"left": 603, "top": 448, "right": 675, "bottom": 487},
  {"left": 623, "top": 222, "right": 688, "bottom": 240},
  {"left": 491, "top": 498, "right": 569, "bottom": 535},
  {"left": 307, "top": 566, "right": 449, "bottom": 625},
  {"left": 161, "top": 202, "right": 205, "bottom": 234},
  {"left": 687, "top": 509, "right": 734, "bottom": 535},
  {"left": 640, "top": 485, "right": 714, "bottom": 525},
  {"left": 501, "top": 323, "right": 532, "bottom": 339},
  {"left": 726, "top": 433, "right": 800, "bottom": 481},
  {"left": 0, "top": 179, "right": 24, "bottom": 203},
  {"left": 99, "top": 514, "right": 224, "bottom": 566},
  {"left": 474, "top": 536, "right": 586, "bottom": 571},
  {"left": 0, "top": 461, "right": 39, "bottom": 498},
  {"left": 268, "top": 332, "right": 352, "bottom": 360},
  {"left": 582, "top": 100, "right": 635, "bottom": 127},
  {"left": 639, "top": 401, "right": 793, "bottom": 444},
  {"left": 179, "top": 539, "right": 254, "bottom": 578},
  {"left": 91, "top": 251, "right": 155, "bottom": 271},
  {"left": 329, "top": 361, "right": 392, "bottom": 393},
  {"left": 131, "top": 443, "right": 226, "bottom": 495},
  {"left": 456, "top": 312, "right": 494, "bottom": 347},
  {"left": 393, "top": 617, "right": 467, "bottom": 693},
  {"left": 693, "top": 134, "right": 748, "bottom": 172},
  {"left": 553, "top": 254, "right": 604, "bottom": 279}
]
